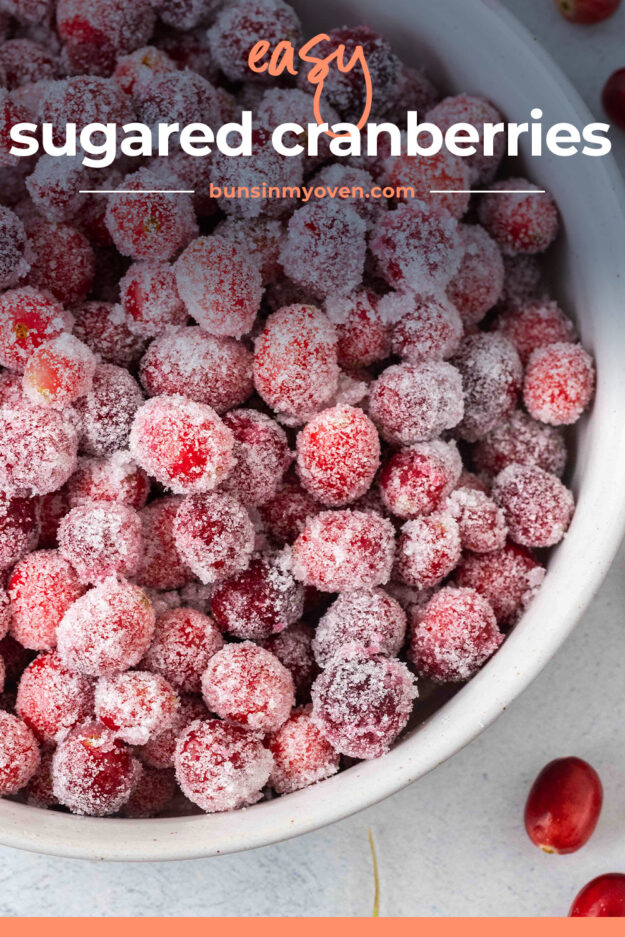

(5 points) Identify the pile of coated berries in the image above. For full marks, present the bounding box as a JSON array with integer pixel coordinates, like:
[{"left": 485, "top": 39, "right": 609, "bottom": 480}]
[{"left": 0, "top": 0, "right": 596, "bottom": 821}]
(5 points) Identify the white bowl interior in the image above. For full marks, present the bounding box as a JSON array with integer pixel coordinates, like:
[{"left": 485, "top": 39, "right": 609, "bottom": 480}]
[{"left": 2, "top": 0, "right": 625, "bottom": 860}]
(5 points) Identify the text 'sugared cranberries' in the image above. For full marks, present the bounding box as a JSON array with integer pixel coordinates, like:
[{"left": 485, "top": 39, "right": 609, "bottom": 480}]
[
  {"left": 0, "top": 710, "right": 40, "bottom": 795},
  {"left": 254, "top": 305, "right": 339, "bottom": 423},
  {"left": 313, "top": 588, "right": 406, "bottom": 668},
  {"left": 427, "top": 94, "right": 505, "bottom": 184},
  {"left": 472, "top": 411, "right": 567, "bottom": 479},
  {"left": 492, "top": 463, "right": 574, "bottom": 548},
  {"left": 479, "top": 180, "right": 559, "bottom": 256},
  {"left": 52, "top": 720, "right": 141, "bottom": 816},
  {"left": 0, "top": 492, "right": 41, "bottom": 573},
  {"left": 208, "top": 0, "right": 302, "bottom": 83},
  {"left": 311, "top": 653, "right": 417, "bottom": 759},
  {"left": 9, "top": 550, "right": 84, "bottom": 650},
  {"left": 603, "top": 68, "right": 625, "bottom": 130},
  {"left": 120, "top": 261, "right": 187, "bottom": 338},
  {"left": 556, "top": 0, "right": 622, "bottom": 24},
  {"left": 211, "top": 554, "right": 304, "bottom": 642},
  {"left": 175, "top": 235, "right": 263, "bottom": 339},
  {"left": 262, "top": 622, "right": 317, "bottom": 700},
  {"left": 382, "top": 292, "right": 464, "bottom": 363},
  {"left": 525, "top": 756, "right": 603, "bottom": 854},
  {"left": 202, "top": 641, "right": 294, "bottom": 734},
  {"left": 58, "top": 501, "right": 143, "bottom": 584},
  {"left": 395, "top": 511, "right": 461, "bottom": 589},
  {"left": 56, "top": 577, "right": 155, "bottom": 676},
  {"left": 296, "top": 405, "right": 380, "bottom": 508},
  {"left": 452, "top": 333, "right": 523, "bottom": 442},
  {"left": 135, "top": 497, "right": 192, "bottom": 590},
  {"left": 0, "top": 287, "right": 73, "bottom": 372},
  {"left": 292, "top": 510, "right": 395, "bottom": 593},
  {"left": 447, "top": 224, "right": 504, "bottom": 326},
  {"left": 379, "top": 440, "right": 462, "bottom": 519},
  {"left": 106, "top": 169, "right": 198, "bottom": 262},
  {"left": 269, "top": 707, "right": 340, "bottom": 794},
  {"left": 175, "top": 717, "right": 273, "bottom": 812},
  {"left": 369, "top": 360, "right": 464, "bottom": 445},
  {"left": 409, "top": 586, "right": 503, "bottom": 683},
  {"left": 455, "top": 543, "right": 545, "bottom": 624},
  {"left": 130, "top": 395, "right": 235, "bottom": 495},
  {"left": 495, "top": 299, "right": 576, "bottom": 365},
  {"left": 524, "top": 342, "right": 595, "bottom": 426},
  {"left": 220, "top": 409, "right": 291, "bottom": 507},
  {"left": 142, "top": 607, "right": 224, "bottom": 693},
  {"left": 570, "top": 874, "right": 625, "bottom": 918},
  {"left": 75, "top": 363, "right": 144, "bottom": 457},
  {"left": 138, "top": 693, "right": 207, "bottom": 769},
  {"left": 16, "top": 652, "right": 94, "bottom": 743},
  {"left": 447, "top": 487, "right": 508, "bottom": 553},
  {"left": 23, "top": 333, "right": 96, "bottom": 409},
  {"left": 174, "top": 492, "right": 255, "bottom": 584},
  {"left": 0, "top": 404, "right": 78, "bottom": 497},
  {"left": 371, "top": 202, "right": 462, "bottom": 294},
  {"left": 95, "top": 671, "right": 180, "bottom": 745},
  {"left": 325, "top": 290, "right": 391, "bottom": 370},
  {"left": 139, "top": 327, "right": 253, "bottom": 414}
]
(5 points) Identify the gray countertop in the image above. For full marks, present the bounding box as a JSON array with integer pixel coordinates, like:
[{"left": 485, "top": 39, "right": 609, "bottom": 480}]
[{"left": 2, "top": 0, "right": 624, "bottom": 916}]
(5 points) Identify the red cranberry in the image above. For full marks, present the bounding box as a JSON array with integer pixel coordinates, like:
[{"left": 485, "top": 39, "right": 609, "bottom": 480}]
[
  {"left": 603, "top": 68, "right": 625, "bottom": 130},
  {"left": 570, "top": 874, "right": 625, "bottom": 917},
  {"left": 556, "top": 0, "right": 621, "bottom": 23},
  {"left": 524, "top": 756, "right": 603, "bottom": 854}
]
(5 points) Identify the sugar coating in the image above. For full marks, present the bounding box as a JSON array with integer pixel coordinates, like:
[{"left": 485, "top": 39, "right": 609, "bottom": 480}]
[
  {"left": 500, "top": 255, "right": 542, "bottom": 308},
  {"left": 313, "top": 588, "right": 406, "bottom": 668},
  {"left": 269, "top": 707, "right": 340, "bottom": 795},
  {"left": 0, "top": 286, "right": 73, "bottom": 371},
  {"left": 113, "top": 45, "right": 177, "bottom": 99},
  {"left": 472, "top": 410, "right": 567, "bottom": 478},
  {"left": 121, "top": 765, "right": 176, "bottom": 818},
  {"left": 26, "top": 155, "right": 89, "bottom": 223},
  {"left": 16, "top": 651, "right": 94, "bottom": 743},
  {"left": 409, "top": 586, "right": 503, "bottom": 683},
  {"left": 253, "top": 305, "right": 339, "bottom": 423},
  {"left": 56, "top": 576, "right": 155, "bottom": 676},
  {"left": 258, "top": 475, "right": 321, "bottom": 548},
  {"left": 478, "top": 179, "right": 559, "bottom": 256},
  {"left": 138, "top": 693, "right": 207, "bottom": 769},
  {"left": 135, "top": 497, "right": 192, "bottom": 590},
  {"left": 220, "top": 409, "right": 292, "bottom": 507},
  {"left": 23, "top": 332, "right": 96, "bottom": 409},
  {"left": 455, "top": 543, "right": 545, "bottom": 624},
  {"left": 325, "top": 290, "right": 390, "bottom": 370},
  {"left": 311, "top": 164, "right": 387, "bottom": 231},
  {"left": 24, "top": 220, "right": 95, "bottom": 306},
  {"left": 211, "top": 552, "right": 303, "bottom": 642},
  {"left": 130, "top": 395, "right": 235, "bottom": 495},
  {"left": 385, "top": 147, "right": 471, "bottom": 219},
  {"left": 175, "top": 235, "right": 263, "bottom": 339},
  {"left": 379, "top": 439, "right": 462, "bottom": 519},
  {"left": 311, "top": 653, "right": 417, "bottom": 759},
  {"left": 0, "top": 402, "right": 78, "bottom": 497},
  {"left": 0, "top": 710, "right": 40, "bottom": 796},
  {"left": 95, "top": 670, "right": 180, "bottom": 745},
  {"left": 58, "top": 500, "right": 143, "bottom": 584},
  {"left": 175, "top": 717, "right": 274, "bottom": 813},
  {"left": 66, "top": 452, "right": 150, "bottom": 510},
  {"left": 56, "top": 0, "right": 155, "bottom": 73},
  {"left": 496, "top": 300, "right": 576, "bottom": 365},
  {"left": 524, "top": 342, "right": 595, "bottom": 426},
  {"left": 296, "top": 405, "right": 380, "bottom": 508},
  {"left": 280, "top": 201, "right": 367, "bottom": 302},
  {"left": 173, "top": 492, "right": 255, "bottom": 584},
  {"left": 452, "top": 333, "right": 523, "bottom": 442},
  {"left": 446, "top": 487, "right": 508, "bottom": 554},
  {"left": 371, "top": 202, "right": 462, "bottom": 294},
  {"left": 9, "top": 549, "right": 84, "bottom": 650},
  {"left": 40, "top": 77, "right": 133, "bottom": 139},
  {"left": 395, "top": 510, "right": 461, "bottom": 589},
  {"left": 292, "top": 510, "right": 396, "bottom": 593},
  {"left": 141, "top": 607, "right": 224, "bottom": 693},
  {"left": 208, "top": 0, "right": 302, "bottom": 83},
  {"left": 427, "top": 94, "right": 505, "bottom": 184},
  {"left": 23, "top": 749, "right": 57, "bottom": 809},
  {"left": 0, "top": 37, "right": 57, "bottom": 89},
  {"left": 382, "top": 292, "right": 464, "bottom": 362},
  {"left": 52, "top": 720, "right": 142, "bottom": 816},
  {"left": 0, "top": 491, "right": 41, "bottom": 572},
  {"left": 136, "top": 70, "right": 222, "bottom": 130},
  {"left": 120, "top": 261, "right": 187, "bottom": 339},
  {"left": 152, "top": 0, "right": 224, "bottom": 30},
  {"left": 369, "top": 360, "right": 464, "bottom": 445},
  {"left": 255, "top": 87, "right": 339, "bottom": 174},
  {"left": 202, "top": 641, "right": 294, "bottom": 734},
  {"left": 140, "top": 327, "right": 253, "bottom": 416},
  {"left": 262, "top": 622, "right": 316, "bottom": 699},
  {"left": 73, "top": 302, "right": 147, "bottom": 369},
  {"left": 492, "top": 463, "right": 575, "bottom": 548},
  {"left": 447, "top": 224, "right": 504, "bottom": 326},
  {"left": 0, "top": 205, "right": 29, "bottom": 289},
  {"left": 214, "top": 215, "right": 284, "bottom": 285}
]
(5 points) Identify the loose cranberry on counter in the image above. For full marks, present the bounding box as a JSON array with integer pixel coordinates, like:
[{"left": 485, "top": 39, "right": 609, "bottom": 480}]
[
  {"left": 570, "top": 874, "right": 625, "bottom": 917},
  {"left": 524, "top": 756, "right": 603, "bottom": 854}
]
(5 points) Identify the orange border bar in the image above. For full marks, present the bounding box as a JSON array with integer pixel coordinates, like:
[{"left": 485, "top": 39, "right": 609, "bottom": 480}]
[{"left": 3, "top": 919, "right": 623, "bottom": 930}]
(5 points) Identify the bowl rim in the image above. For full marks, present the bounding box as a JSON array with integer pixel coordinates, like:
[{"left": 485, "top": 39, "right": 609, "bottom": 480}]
[{"left": 2, "top": 0, "right": 625, "bottom": 862}]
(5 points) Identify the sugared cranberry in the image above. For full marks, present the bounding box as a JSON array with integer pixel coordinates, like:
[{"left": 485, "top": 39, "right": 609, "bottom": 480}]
[
  {"left": 9, "top": 549, "right": 84, "bottom": 650},
  {"left": 524, "top": 342, "right": 595, "bottom": 426},
  {"left": 0, "top": 710, "right": 40, "bottom": 795},
  {"left": 492, "top": 464, "right": 574, "bottom": 548},
  {"left": 379, "top": 440, "right": 462, "bottom": 519},
  {"left": 95, "top": 671, "right": 179, "bottom": 745},
  {"left": 16, "top": 652, "right": 94, "bottom": 743},
  {"left": 525, "top": 756, "right": 603, "bottom": 854},
  {"left": 478, "top": 180, "right": 559, "bottom": 256},
  {"left": 141, "top": 607, "right": 223, "bottom": 693},
  {"left": 269, "top": 707, "right": 340, "bottom": 794},
  {"left": 173, "top": 492, "right": 255, "bottom": 584}
]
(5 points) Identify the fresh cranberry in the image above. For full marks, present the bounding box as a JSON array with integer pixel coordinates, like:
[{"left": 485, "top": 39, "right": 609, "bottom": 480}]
[
  {"left": 524, "top": 756, "right": 603, "bottom": 854},
  {"left": 556, "top": 0, "right": 621, "bottom": 23},
  {"left": 603, "top": 68, "right": 625, "bottom": 131},
  {"left": 570, "top": 874, "right": 625, "bottom": 917}
]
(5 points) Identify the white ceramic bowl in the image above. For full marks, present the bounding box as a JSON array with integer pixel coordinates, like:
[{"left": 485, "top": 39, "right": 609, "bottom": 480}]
[{"left": 2, "top": 0, "right": 625, "bottom": 861}]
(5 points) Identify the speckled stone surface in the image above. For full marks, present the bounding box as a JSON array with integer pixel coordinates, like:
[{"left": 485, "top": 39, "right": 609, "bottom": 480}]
[{"left": 1, "top": 0, "right": 624, "bottom": 916}]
